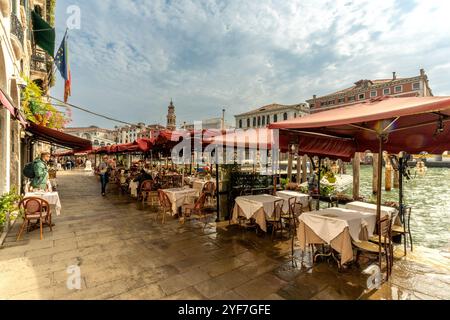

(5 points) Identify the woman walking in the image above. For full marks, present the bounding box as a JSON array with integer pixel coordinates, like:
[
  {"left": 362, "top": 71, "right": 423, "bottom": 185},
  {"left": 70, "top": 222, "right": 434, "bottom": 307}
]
[{"left": 99, "top": 155, "right": 110, "bottom": 196}]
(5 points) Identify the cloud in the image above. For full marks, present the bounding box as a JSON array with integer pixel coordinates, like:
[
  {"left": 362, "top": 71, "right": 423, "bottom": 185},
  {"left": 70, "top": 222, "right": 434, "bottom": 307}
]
[{"left": 51, "top": 0, "right": 450, "bottom": 128}]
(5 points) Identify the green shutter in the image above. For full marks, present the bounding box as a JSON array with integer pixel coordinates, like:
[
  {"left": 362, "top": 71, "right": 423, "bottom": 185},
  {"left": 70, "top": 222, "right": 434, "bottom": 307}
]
[{"left": 31, "top": 10, "right": 56, "bottom": 57}]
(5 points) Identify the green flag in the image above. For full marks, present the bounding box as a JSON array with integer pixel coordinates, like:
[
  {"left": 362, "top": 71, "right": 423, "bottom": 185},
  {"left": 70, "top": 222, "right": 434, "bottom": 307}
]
[{"left": 31, "top": 10, "right": 55, "bottom": 57}]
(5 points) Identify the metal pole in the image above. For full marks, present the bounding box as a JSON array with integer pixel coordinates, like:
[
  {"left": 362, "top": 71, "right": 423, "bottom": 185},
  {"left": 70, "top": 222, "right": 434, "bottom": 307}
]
[
  {"left": 316, "top": 157, "right": 322, "bottom": 210},
  {"left": 216, "top": 163, "right": 220, "bottom": 222},
  {"left": 376, "top": 136, "right": 384, "bottom": 269},
  {"left": 399, "top": 155, "right": 404, "bottom": 222}
]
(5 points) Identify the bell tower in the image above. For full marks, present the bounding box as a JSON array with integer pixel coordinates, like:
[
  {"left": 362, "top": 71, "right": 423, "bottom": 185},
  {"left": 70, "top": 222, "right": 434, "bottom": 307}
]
[{"left": 166, "top": 99, "right": 176, "bottom": 131}]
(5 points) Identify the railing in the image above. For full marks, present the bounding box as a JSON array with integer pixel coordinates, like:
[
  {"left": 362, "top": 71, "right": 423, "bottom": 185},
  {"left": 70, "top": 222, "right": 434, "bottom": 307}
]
[
  {"left": 31, "top": 48, "right": 48, "bottom": 73},
  {"left": 10, "top": 13, "right": 24, "bottom": 46}
]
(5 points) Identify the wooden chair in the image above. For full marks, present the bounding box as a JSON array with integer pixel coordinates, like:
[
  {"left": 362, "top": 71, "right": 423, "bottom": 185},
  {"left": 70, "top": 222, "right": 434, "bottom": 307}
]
[
  {"left": 392, "top": 206, "right": 413, "bottom": 255},
  {"left": 157, "top": 189, "right": 173, "bottom": 224},
  {"left": 353, "top": 216, "right": 393, "bottom": 279},
  {"left": 140, "top": 180, "right": 154, "bottom": 205},
  {"left": 266, "top": 199, "right": 285, "bottom": 241},
  {"left": 182, "top": 192, "right": 209, "bottom": 228},
  {"left": 202, "top": 181, "right": 216, "bottom": 205},
  {"left": 16, "top": 197, "right": 52, "bottom": 241}
]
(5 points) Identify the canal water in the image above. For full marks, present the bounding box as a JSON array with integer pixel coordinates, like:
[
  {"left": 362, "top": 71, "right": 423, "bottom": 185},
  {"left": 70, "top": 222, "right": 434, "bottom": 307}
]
[{"left": 345, "top": 165, "right": 450, "bottom": 250}]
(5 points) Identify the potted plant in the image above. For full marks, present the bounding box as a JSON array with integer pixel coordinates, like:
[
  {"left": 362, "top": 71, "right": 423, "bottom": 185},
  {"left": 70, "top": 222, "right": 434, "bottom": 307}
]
[{"left": 0, "top": 189, "right": 21, "bottom": 233}]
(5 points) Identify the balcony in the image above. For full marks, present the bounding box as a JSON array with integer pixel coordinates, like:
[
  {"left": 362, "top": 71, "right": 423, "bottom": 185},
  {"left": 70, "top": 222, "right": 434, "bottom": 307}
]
[
  {"left": 10, "top": 13, "right": 24, "bottom": 46},
  {"left": 31, "top": 48, "right": 48, "bottom": 73}
]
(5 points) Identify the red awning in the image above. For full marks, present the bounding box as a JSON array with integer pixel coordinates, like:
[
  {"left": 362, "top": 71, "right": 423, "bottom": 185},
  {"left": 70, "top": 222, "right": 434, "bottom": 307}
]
[
  {"left": 0, "top": 88, "right": 27, "bottom": 126},
  {"left": 269, "top": 96, "right": 450, "bottom": 154},
  {"left": 27, "top": 122, "right": 92, "bottom": 151}
]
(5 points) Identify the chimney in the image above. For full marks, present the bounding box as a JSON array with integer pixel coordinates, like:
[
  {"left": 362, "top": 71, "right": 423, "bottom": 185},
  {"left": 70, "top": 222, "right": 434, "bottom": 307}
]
[
  {"left": 392, "top": 72, "right": 396, "bottom": 80},
  {"left": 313, "top": 94, "right": 317, "bottom": 99}
]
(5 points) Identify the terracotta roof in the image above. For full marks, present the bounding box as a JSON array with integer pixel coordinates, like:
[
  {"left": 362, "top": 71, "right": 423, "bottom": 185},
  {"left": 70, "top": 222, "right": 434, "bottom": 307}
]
[{"left": 235, "top": 103, "right": 308, "bottom": 117}]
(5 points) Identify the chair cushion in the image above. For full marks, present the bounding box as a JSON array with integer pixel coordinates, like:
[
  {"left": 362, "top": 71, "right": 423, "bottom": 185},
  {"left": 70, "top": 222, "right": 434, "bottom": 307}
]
[
  {"left": 26, "top": 212, "right": 48, "bottom": 219},
  {"left": 368, "top": 235, "right": 391, "bottom": 244},
  {"left": 353, "top": 240, "right": 381, "bottom": 253},
  {"left": 392, "top": 225, "right": 405, "bottom": 233}
]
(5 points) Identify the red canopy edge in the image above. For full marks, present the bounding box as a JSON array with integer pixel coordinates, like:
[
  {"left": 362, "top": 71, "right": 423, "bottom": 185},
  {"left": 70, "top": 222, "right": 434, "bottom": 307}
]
[
  {"left": 27, "top": 122, "right": 92, "bottom": 151},
  {"left": 269, "top": 96, "right": 450, "bottom": 155}
]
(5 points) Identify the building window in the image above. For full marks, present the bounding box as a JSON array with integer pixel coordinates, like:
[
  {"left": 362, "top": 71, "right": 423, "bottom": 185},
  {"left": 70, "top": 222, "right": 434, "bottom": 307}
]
[
  {"left": 247, "top": 118, "right": 250, "bottom": 127},
  {"left": 266, "top": 115, "right": 270, "bottom": 124},
  {"left": 413, "top": 82, "right": 420, "bottom": 90},
  {"left": 328, "top": 100, "right": 335, "bottom": 105},
  {"left": 348, "top": 96, "right": 355, "bottom": 102},
  {"left": 257, "top": 116, "right": 261, "bottom": 127},
  {"left": 294, "top": 113, "right": 297, "bottom": 118},
  {"left": 283, "top": 113, "right": 288, "bottom": 121},
  {"left": 262, "top": 116, "right": 266, "bottom": 126},
  {"left": 383, "top": 88, "right": 391, "bottom": 95},
  {"left": 273, "top": 114, "right": 278, "bottom": 122},
  {"left": 239, "top": 119, "right": 242, "bottom": 128},
  {"left": 253, "top": 117, "right": 256, "bottom": 127},
  {"left": 394, "top": 85, "right": 402, "bottom": 93},
  {"left": 370, "top": 91, "right": 377, "bottom": 97},
  {"left": 310, "top": 104, "right": 315, "bottom": 108},
  {"left": 338, "top": 98, "right": 345, "bottom": 104},
  {"left": 359, "top": 93, "right": 365, "bottom": 100},
  {"left": 320, "top": 102, "right": 325, "bottom": 107}
]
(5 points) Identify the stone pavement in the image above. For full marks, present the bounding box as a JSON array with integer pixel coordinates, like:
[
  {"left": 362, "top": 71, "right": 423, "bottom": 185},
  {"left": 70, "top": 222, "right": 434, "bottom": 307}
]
[{"left": 0, "top": 171, "right": 449, "bottom": 300}]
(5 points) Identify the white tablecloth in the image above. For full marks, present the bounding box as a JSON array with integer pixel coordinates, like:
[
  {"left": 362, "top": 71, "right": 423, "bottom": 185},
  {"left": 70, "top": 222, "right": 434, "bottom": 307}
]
[
  {"left": 129, "top": 181, "right": 139, "bottom": 198},
  {"left": 299, "top": 208, "right": 377, "bottom": 244},
  {"left": 25, "top": 192, "right": 62, "bottom": 216},
  {"left": 276, "top": 190, "right": 310, "bottom": 212},
  {"left": 162, "top": 188, "right": 198, "bottom": 215},
  {"left": 345, "top": 201, "right": 398, "bottom": 220},
  {"left": 232, "top": 194, "right": 283, "bottom": 232}
]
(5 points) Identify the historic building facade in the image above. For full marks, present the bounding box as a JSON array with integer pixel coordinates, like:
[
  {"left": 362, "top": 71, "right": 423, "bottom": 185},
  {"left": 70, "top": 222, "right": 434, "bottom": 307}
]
[
  {"left": 234, "top": 103, "right": 309, "bottom": 129},
  {"left": 0, "top": 0, "right": 54, "bottom": 195},
  {"left": 63, "top": 126, "right": 117, "bottom": 147},
  {"left": 307, "top": 69, "right": 433, "bottom": 112}
]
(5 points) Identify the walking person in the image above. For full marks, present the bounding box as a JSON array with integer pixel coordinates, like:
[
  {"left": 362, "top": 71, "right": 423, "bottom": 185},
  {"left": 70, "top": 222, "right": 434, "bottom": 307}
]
[
  {"left": 31, "top": 152, "right": 51, "bottom": 191},
  {"left": 99, "top": 155, "right": 110, "bottom": 196}
]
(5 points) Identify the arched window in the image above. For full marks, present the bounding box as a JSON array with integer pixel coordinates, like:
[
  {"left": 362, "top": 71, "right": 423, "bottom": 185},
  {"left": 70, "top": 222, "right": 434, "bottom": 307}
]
[
  {"left": 239, "top": 119, "right": 242, "bottom": 128},
  {"left": 273, "top": 114, "right": 278, "bottom": 122},
  {"left": 283, "top": 112, "right": 288, "bottom": 121},
  {"left": 247, "top": 118, "right": 250, "bottom": 127},
  {"left": 262, "top": 116, "right": 266, "bottom": 126},
  {"left": 294, "top": 113, "right": 297, "bottom": 118},
  {"left": 267, "top": 115, "right": 270, "bottom": 124},
  {"left": 257, "top": 116, "right": 261, "bottom": 127},
  {"left": 253, "top": 117, "right": 256, "bottom": 127}
]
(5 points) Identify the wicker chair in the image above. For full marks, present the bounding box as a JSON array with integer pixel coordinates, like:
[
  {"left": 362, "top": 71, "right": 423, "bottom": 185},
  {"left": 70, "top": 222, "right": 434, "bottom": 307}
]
[
  {"left": 16, "top": 197, "right": 52, "bottom": 241},
  {"left": 140, "top": 180, "right": 154, "bottom": 206},
  {"left": 182, "top": 192, "right": 209, "bottom": 228},
  {"left": 202, "top": 181, "right": 216, "bottom": 205},
  {"left": 156, "top": 190, "right": 173, "bottom": 224}
]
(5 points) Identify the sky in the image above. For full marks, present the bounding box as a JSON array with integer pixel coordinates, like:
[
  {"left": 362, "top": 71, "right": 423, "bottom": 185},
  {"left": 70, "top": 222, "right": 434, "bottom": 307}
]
[{"left": 51, "top": 0, "right": 450, "bottom": 129}]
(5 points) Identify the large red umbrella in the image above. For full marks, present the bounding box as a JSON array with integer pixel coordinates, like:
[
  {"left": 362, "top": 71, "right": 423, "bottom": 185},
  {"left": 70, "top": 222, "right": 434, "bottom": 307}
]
[{"left": 270, "top": 95, "right": 450, "bottom": 222}]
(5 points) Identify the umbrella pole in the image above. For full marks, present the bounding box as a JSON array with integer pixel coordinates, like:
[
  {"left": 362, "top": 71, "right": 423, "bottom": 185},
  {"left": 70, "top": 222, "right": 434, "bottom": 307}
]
[{"left": 376, "top": 136, "right": 384, "bottom": 269}]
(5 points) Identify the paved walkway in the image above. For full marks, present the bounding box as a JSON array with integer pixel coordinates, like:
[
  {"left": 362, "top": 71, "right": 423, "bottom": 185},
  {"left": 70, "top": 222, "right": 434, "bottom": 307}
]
[{"left": 1, "top": 171, "right": 449, "bottom": 300}]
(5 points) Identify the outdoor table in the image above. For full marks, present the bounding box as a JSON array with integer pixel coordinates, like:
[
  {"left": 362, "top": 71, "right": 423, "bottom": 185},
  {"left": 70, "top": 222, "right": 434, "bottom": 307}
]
[
  {"left": 24, "top": 191, "right": 62, "bottom": 216},
  {"left": 276, "top": 190, "right": 310, "bottom": 213},
  {"left": 232, "top": 194, "right": 283, "bottom": 232},
  {"left": 297, "top": 208, "right": 377, "bottom": 265},
  {"left": 162, "top": 187, "right": 198, "bottom": 215},
  {"left": 345, "top": 201, "right": 399, "bottom": 223},
  {"left": 129, "top": 181, "right": 139, "bottom": 198},
  {"left": 192, "top": 179, "right": 215, "bottom": 193}
]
